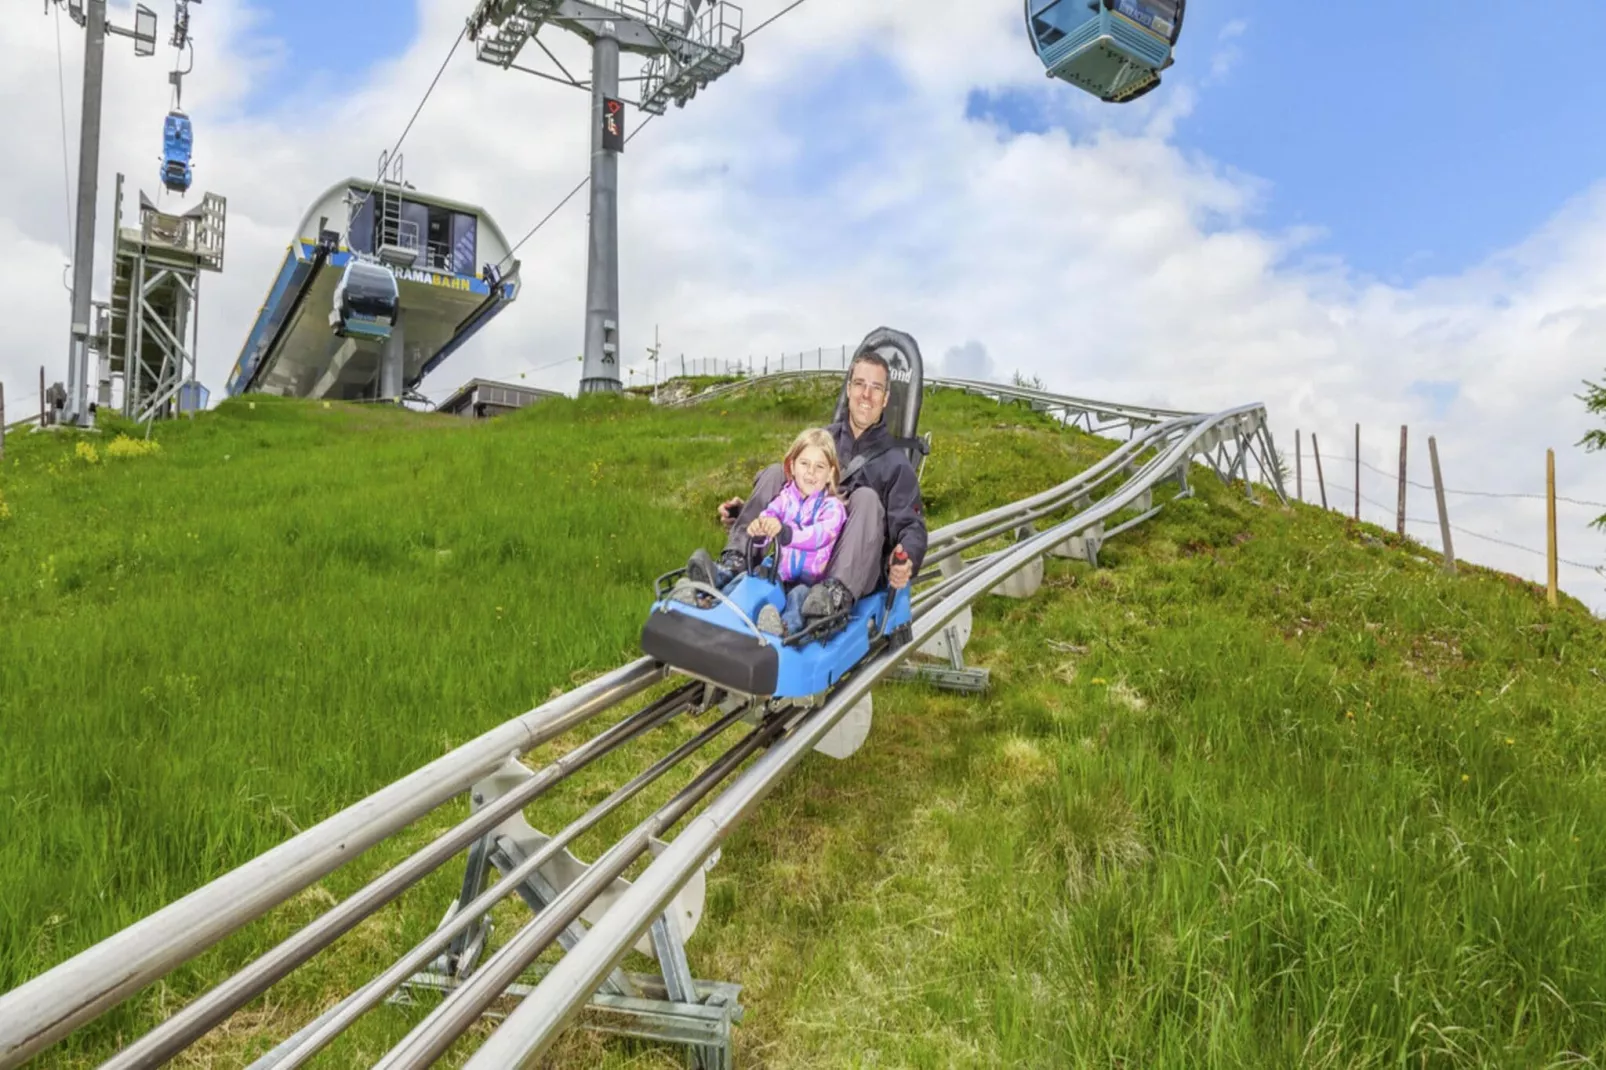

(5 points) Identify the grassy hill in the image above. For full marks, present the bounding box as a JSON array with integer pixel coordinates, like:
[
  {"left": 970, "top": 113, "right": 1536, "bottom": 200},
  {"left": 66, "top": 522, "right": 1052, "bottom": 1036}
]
[{"left": 1, "top": 381, "right": 1604, "bottom": 1068}]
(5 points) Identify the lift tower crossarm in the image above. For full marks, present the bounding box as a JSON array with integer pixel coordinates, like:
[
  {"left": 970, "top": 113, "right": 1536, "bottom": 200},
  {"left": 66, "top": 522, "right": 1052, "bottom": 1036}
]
[{"left": 552, "top": 1, "right": 668, "bottom": 51}]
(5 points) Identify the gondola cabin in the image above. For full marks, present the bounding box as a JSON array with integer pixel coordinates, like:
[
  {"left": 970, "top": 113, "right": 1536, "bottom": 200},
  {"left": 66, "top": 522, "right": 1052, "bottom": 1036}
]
[
  {"left": 1025, "top": 0, "right": 1185, "bottom": 103},
  {"left": 160, "top": 110, "right": 194, "bottom": 194},
  {"left": 329, "top": 260, "right": 399, "bottom": 342}
]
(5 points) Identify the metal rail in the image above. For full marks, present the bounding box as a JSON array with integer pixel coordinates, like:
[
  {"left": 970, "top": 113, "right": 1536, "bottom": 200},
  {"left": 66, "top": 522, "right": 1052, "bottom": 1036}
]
[
  {"left": 661, "top": 367, "right": 1200, "bottom": 435},
  {"left": 0, "top": 375, "right": 1283, "bottom": 1069},
  {"left": 96, "top": 681, "right": 708, "bottom": 1070},
  {"left": 0, "top": 658, "right": 667, "bottom": 1066},
  {"left": 252, "top": 699, "right": 762, "bottom": 1070},
  {"left": 456, "top": 401, "right": 1277, "bottom": 1068}
]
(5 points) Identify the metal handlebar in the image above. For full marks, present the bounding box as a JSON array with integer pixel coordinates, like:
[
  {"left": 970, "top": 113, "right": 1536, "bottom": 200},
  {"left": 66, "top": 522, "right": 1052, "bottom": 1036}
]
[{"left": 659, "top": 580, "right": 772, "bottom": 647}]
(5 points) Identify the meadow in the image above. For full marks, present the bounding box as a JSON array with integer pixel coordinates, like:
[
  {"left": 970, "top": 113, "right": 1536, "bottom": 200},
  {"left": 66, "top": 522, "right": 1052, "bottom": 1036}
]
[{"left": 2, "top": 380, "right": 1604, "bottom": 1067}]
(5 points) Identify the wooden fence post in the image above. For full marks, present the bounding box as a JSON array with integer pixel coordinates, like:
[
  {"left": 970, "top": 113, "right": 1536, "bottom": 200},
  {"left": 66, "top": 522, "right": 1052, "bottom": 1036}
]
[
  {"left": 1354, "top": 422, "right": 1361, "bottom": 521},
  {"left": 1397, "top": 425, "right": 1408, "bottom": 537},
  {"left": 1312, "top": 433, "right": 1328, "bottom": 510},
  {"left": 1428, "top": 435, "right": 1456, "bottom": 575},
  {"left": 39, "top": 367, "right": 46, "bottom": 426},
  {"left": 1547, "top": 448, "right": 1559, "bottom": 607},
  {"left": 1295, "top": 429, "right": 1303, "bottom": 502}
]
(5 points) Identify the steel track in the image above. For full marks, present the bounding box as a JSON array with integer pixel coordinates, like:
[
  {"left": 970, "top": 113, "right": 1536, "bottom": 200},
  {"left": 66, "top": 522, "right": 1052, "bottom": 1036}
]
[{"left": 0, "top": 376, "right": 1284, "bottom": 1069}]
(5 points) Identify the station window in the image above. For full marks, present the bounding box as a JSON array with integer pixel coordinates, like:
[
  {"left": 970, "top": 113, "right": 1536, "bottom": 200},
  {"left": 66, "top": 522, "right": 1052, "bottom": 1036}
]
[
  {"left": 1143, "top": 0, "right": 1180, "bottom": 23},
  {"left": 450, "top": 212, "right": 477, "bottom": 276},
  {"left": 426, "top": 206, "right": 453, "bottom": 270},
  {"left": 343, "top": 191, "right": 477, "bottom": 275},
  {"left": 1029, "top": 0, "right": 1081, "bottom": 47}
]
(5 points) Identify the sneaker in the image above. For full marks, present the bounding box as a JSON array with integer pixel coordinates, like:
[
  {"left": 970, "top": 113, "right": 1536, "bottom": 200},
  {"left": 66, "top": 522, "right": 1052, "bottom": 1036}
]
[
  {"left": 718, "top": 548, "right": 748, "bottom": 578},
  {"left": 756, "top": 604, "right": 784, "bottom": 636},
  {"left": 685, "top": 548, "right": 718, "bottom": 589},
  {"left": 800, "top": 578, "right": 854, "bottom": 621}
]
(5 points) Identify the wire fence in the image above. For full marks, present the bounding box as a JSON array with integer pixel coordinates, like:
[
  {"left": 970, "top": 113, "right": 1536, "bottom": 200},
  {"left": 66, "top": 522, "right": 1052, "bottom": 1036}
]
[
  {"left": 1343, "top": 452, "right": 1606, "bottom": 510},
  {"left": 1290, "top": 438, "right": 1605, "bottom": 581},
  {"left": 621, "top": 345, "right": 855, "bottom": 387}
]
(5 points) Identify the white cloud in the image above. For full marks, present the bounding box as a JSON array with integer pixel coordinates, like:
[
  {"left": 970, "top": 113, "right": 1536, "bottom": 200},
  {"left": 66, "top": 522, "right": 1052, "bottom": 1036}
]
[
  {"left": 1, "top": 0, "right": 1602, "bottom": 612},
  {"left": 941, "top": 340, "right": 995, "bottom": 381},
  {"left": 1207, "top": 19, "right": 1249, "bottom": 84}
]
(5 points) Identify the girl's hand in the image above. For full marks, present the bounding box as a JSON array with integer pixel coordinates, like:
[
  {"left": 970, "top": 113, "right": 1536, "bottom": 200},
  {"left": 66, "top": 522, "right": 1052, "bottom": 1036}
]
[{"left": 748, "top": 516, "right": 781, "bottom": 538}]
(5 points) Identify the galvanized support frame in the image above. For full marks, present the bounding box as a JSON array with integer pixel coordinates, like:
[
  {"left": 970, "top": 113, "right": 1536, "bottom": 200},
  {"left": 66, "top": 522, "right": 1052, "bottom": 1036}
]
[
  {"left": 107, "top": 177, "right": 225, "bottom": 425},
  {"left": 396, "top": 830, "right": 743, "bottom": 1070},
  {"left": 394, "top": 970, "right": 743, "bottom": 1067},
  {"left": 392, "top": 716, "right": 743, "bottom": 1070},
  {"left": 123, "top": 258, "right": 199, "bottom": 424}
]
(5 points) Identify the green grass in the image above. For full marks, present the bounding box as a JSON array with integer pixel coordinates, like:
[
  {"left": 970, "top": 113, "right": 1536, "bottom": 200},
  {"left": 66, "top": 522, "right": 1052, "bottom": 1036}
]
[{"left": 2, "top": 382, "right": 1604, "bottom": 1068}]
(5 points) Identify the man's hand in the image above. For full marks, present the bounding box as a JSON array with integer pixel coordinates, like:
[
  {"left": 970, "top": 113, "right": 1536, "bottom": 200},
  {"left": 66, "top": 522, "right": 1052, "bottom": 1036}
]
[
  {"left": 748, "top": 515, "right": 782, "bottom": 539},
  {"left": 887, "top": 544, "right": 912, "bottom": 589},
  {"left": 718, "top": 497, "right": 744, "bottom": 529}
]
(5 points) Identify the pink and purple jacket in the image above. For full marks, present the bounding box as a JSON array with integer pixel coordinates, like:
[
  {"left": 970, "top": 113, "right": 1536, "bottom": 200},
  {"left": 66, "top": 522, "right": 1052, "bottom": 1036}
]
[{"left": 759, "top": 481, "right": 847, "bottom": 584}]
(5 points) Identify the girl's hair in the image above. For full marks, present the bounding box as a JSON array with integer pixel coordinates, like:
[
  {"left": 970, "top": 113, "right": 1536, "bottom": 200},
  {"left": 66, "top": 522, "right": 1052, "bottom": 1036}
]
[{"left": 783, "top": 427, "right": 842, "bottom": 497}]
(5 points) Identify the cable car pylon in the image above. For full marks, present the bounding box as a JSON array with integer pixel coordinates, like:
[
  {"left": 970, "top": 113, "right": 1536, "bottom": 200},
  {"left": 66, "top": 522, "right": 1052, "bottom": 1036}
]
[{"left": 464, "top": 0, "right": 744, "bottom": 394}]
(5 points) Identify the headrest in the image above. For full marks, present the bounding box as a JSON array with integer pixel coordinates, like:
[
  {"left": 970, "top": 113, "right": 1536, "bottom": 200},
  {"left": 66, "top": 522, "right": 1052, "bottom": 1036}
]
[{"left": 831, "top": 326, "right": 925, "bottom": 445}]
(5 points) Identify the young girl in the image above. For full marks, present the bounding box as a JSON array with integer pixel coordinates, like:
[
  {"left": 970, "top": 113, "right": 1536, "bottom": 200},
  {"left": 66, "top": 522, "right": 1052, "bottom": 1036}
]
[{"left": 747, "top": 428, "right": 847, "bottom": 636}]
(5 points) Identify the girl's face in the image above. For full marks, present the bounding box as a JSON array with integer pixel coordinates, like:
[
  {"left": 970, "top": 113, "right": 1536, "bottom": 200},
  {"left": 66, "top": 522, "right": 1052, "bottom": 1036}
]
[{"left": 792, "top": 445, "right": 833, "bottom": 496}]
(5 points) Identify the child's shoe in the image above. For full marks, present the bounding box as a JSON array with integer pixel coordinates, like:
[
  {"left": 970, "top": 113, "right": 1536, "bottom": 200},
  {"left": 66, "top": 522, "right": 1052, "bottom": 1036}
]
[{"left": 718, "top": 548, "right": 748, "bottom": 584}]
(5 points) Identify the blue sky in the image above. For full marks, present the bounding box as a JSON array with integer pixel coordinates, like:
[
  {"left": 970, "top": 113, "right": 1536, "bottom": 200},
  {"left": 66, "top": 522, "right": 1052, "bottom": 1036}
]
[
  {"left": 243, "top": 0, "right": 418, "bottom": 107},
  {"left": 247, "top": 0, "right": 1606, "bottom": 290},
  {"left": 1132, "top": 0, "right": 1606, "bottom": 285},
  {"left": 967, "top": 0, "right": 1606, "bottom": 287}
]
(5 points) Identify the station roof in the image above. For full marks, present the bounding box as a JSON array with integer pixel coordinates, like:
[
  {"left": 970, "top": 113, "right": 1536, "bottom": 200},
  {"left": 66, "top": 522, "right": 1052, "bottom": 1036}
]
[
  {"left": 436, "top": 377, "right": 565, "bottom": 415},
  {"left": 293, "top": 177, "right": 516, "bottom": 255}
]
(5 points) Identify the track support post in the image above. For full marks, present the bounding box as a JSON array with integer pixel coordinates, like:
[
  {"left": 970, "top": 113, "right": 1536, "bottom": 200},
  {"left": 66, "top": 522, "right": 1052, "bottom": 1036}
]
[
  {"left": 397, "top": 756, "right": 743, "bottom": 1069},
  {"left": 891, "top": 555, "right": 990, "bottom": 692}
]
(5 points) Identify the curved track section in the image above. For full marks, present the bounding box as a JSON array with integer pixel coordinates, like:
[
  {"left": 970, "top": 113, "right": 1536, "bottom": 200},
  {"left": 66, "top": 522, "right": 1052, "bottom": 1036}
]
[
  {"left": 0, "top": 377, "right": 1285, "bottom": 1070},
  {"left": 667, "top": 367, "right": 1198, "bottom": 438}
]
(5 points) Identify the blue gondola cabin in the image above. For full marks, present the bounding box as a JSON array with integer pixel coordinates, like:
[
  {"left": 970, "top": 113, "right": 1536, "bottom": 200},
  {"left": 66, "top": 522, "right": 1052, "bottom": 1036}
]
[
  {"left": 160, "top": 110, "right": 194, "bottom": 194},
  {"left": 1026, "top": 0, "right": 1185, "bottom": 103}
]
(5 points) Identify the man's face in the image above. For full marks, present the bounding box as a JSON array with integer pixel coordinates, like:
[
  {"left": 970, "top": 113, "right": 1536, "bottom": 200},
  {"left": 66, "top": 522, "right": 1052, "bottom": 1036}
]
[{"left": 846, "top": 359, "right": 890, "bottom": 432}]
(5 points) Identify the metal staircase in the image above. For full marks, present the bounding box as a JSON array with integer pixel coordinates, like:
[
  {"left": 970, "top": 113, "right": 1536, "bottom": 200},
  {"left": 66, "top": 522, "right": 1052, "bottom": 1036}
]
[
  {"left": 374, "top": 150, "right": 419, "bottom": 267},
  {"left": 102, "top": 173, "right": 226, "bottom": 423}
]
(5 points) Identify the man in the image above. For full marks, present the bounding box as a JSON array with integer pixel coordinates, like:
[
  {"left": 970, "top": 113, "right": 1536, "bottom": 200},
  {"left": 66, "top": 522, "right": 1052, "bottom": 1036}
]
[{"left": 701, "top": 349, "right": 927, "bottom": 625}]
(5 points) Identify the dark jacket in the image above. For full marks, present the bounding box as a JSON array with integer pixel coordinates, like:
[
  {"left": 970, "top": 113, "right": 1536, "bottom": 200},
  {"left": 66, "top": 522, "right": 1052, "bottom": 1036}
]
[{"left": 829, "top": 418, "right": 928, "bottom": 576}]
